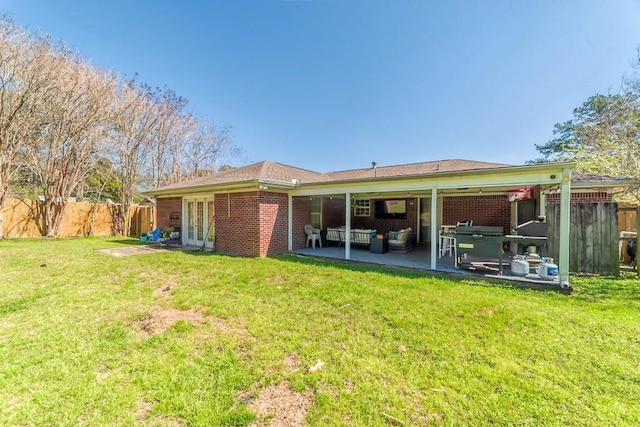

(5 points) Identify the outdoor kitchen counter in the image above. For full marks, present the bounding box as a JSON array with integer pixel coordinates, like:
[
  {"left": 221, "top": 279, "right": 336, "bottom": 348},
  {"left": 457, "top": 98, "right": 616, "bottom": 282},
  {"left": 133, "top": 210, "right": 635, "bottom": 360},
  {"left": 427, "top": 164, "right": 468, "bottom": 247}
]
[{"left": 503, "top": 235, "right": 548, "bottom": 256}]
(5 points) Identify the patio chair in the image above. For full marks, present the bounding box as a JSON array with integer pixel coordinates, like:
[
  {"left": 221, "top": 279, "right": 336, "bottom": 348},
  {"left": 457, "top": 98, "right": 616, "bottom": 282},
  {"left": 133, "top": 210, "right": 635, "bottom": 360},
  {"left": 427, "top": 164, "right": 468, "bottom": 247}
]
[
  {"left": 304, "top": 224, "right": 322, "bottom": 249},
  {"left": 439, "top": 228, "right": 455, "bottom": 258},
  {"left": 439, "top": 221, "right": 472, "bottom": 258}
]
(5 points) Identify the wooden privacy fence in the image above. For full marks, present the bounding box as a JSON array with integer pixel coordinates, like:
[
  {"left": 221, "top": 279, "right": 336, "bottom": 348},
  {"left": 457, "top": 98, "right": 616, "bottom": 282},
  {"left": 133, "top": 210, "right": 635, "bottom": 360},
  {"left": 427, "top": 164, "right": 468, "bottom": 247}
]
[
  {"left": 618, "top": 203, "right": 638, "bottom": 265},
  {"left": 547, "top": 202, "right": 620, "bottom": 276},
  {"left": 2, "top": 198, "right": 155, "bottom": 238},
  {"left": 618, "top": 203, "right": 638, "bottom": 233}
]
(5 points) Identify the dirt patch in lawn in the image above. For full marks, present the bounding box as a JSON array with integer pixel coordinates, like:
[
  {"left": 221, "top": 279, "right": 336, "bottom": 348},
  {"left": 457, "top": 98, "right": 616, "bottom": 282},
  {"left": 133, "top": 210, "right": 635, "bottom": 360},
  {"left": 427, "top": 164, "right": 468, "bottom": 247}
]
[
  {"left": 98, "top": 245, "right": 172, "bottom": 257},
  {"left": 283, "top": 353, "right": 301, "bottom": 374},
  {"left": 136, "top": 398, "right": 187, "bottom": 426},
  {"left": 133, "top": 308, "right": 251, "bottom": 341},
  {"left": 135, "top": 308, "right": 206, "bottom": 336},
  {"left": 247, "top": 381, "right": 313, "bottom": 427}
]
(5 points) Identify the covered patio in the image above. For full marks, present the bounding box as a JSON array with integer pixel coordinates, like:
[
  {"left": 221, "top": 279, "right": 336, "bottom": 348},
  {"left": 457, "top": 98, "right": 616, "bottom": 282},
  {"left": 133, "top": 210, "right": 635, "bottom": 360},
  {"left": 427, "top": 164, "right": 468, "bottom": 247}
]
[
  {"left": 288, "top": 161, "right": 574, "bottom": 288},
  {"left": 293, "top": 242, "right": 569, "bottom": 290}
]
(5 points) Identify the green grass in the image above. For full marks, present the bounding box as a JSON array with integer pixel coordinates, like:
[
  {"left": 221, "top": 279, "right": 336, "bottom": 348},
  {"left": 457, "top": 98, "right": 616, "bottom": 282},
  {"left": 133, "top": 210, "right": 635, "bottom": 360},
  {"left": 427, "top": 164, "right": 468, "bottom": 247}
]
[{"left": 1, "top": 237, "right": 639, "bottom": 426}]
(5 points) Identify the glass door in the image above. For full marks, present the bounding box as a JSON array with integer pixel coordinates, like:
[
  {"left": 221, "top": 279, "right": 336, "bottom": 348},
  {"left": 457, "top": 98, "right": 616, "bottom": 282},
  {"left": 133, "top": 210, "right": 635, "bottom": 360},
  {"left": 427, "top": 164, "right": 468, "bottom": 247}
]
[
  {"left": 419, "top": 197, "right": 431, "bottom": 243},
  {"left": 184, "top": 197, "right": 214, "bottom": 247},
  {"left": 187, "top": 201, "right": 195, "bottom": 242},
  {"left": 206, "top": 200, "right": 215, "bottom": 249}
]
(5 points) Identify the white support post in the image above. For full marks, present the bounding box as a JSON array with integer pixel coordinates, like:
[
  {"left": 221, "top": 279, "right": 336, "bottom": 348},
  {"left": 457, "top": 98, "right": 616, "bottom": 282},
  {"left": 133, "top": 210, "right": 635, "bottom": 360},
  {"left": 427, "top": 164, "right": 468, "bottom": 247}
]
[
  {"left": 287, "top": 194, "right": 293, "bottom": 251},
  {"left": 430, "top": 188, "right": 438, "bottom": 270},
  {"left": 539, "top": 191, "right": 546, "bottom": 217},
  {"left": 559, "top": 168, "right": 571, "bottom": 287},
  {"left": 416, "top": 198, "right": 421, "bottom": 242},
  {"left": 510, "top": 201, "right": 518, "bottom": 254},
  {"left": 345, "top": 192, "right": 351, "bottom": 260}
]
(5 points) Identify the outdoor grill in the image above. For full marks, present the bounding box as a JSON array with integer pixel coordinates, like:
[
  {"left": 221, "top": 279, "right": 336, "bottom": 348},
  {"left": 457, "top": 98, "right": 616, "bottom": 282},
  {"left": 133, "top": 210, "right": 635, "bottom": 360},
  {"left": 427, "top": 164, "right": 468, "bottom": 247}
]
[
  {"left": 504, "top": 218, "right": 548, "bottom": 256},
  {"left": 455, "top": 226, "right": 505, "bottom": 274}
]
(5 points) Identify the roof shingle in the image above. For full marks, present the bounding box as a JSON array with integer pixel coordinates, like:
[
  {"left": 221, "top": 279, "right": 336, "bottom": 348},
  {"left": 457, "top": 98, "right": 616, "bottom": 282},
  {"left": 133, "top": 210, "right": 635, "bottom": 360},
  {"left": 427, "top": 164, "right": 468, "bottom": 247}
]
[
  {"left": 325, "top": 159, "right": 510, "bottom": 181},
  {"left": 152, "top": 161, "right": 328, "bottom": 192}
]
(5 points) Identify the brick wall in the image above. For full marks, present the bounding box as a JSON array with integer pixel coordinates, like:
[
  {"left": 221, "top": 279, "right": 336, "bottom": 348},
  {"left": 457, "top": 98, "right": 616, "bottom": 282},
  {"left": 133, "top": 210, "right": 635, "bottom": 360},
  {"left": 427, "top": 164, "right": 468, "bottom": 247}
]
[
  {"left": 292, "top": 197, "right": 312, "bottom": 250},
  {"left": 547, "top": 191, "right": 612, "bottom": 204},
  {"left": 443, "top": 195, "right": 511, "bottom": 233},
  {"left": 156, "top": 196, "right": 182, "bottom": 230},
  {"left": 214, "top": 192, "right": 261, "bottom": 257},
  {"left": 323, "top": 197, "right": 346, "bottom": 228},
  {"left": 258, "top": 192, "right": 289, "bottom": 256},
  {"left": 351, "top": 198, "right": 418, "bottom": 234}
]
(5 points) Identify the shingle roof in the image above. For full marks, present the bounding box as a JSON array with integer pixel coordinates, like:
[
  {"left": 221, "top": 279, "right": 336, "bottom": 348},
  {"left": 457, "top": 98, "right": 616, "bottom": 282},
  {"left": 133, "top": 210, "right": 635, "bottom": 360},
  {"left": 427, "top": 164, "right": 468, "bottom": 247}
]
[
  {"left": 569, "top": 172, "right": 639, "bottom": 191},
  {"left": 325, "top": 159, "right": 511, "bottom": 181},
  {"left": 152, "top": 161, "right": 328, "bottom": 192},
  {"left": 571, "top": 172, "right": 637, "bottom": 185},
  {"left": 148, "top": 159, "right": 519, "bottom": 194}
]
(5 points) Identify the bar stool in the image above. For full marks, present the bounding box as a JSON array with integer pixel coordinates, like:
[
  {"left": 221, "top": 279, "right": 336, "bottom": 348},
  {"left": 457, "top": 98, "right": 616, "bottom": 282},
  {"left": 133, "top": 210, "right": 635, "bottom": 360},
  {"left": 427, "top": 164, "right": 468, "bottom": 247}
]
[{"left": 439, "top": 226, "right": 456, "bottom": 258}]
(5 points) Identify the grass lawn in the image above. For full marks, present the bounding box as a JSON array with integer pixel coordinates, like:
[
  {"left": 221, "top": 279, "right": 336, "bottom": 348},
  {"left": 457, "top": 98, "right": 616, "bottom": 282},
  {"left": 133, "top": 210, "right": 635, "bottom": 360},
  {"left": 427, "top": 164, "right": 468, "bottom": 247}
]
[{"left": 1, "top": 237, "right": 639, "bottom": 426}]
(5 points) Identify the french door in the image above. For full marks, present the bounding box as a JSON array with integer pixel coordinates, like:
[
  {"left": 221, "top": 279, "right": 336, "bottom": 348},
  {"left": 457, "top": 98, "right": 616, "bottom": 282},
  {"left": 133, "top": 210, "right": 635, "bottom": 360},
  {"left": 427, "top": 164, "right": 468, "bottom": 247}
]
[{"left": 184, "top": 197, "right": 214, "bottom": 249}]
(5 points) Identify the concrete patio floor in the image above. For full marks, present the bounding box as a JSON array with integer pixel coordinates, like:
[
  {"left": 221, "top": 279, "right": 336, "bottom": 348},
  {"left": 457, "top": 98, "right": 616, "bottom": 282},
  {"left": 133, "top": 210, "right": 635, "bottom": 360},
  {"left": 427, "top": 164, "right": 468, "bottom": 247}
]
[
  {"left": 293, "top": 242, "right": 568, "bottom": 291},
  {"left": 294, "top": 243, "right": 456, "bottom": 271}
]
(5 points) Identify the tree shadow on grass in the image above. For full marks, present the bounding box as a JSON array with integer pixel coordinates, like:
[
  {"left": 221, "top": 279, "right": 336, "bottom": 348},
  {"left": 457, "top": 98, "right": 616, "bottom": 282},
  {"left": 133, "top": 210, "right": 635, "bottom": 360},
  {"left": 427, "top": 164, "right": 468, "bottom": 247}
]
[
  {"left": 105, "top": 238, "right": 145, "bottom": 246},
  {"left": 177, "top": 250, "right": 571, "bottom": 293},
  {"left": 571, "top": 274, "right": 640, "bottom": 303}
]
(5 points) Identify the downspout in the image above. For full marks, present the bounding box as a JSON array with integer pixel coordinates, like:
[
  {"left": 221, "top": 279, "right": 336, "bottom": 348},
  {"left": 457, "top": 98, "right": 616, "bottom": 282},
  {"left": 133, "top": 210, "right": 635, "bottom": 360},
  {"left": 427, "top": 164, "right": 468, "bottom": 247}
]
[
  {"left": 288, "top": 194, "right": 293, "bottom": 251},
  {"left": 345, "top": 192, "right": 351, "bottom": 260},
  {"left": 430, "top": 187, "right": 438, "bottom": 270},
  {"left": 559, "top": 168, "right": 571, "bottom": 287}
]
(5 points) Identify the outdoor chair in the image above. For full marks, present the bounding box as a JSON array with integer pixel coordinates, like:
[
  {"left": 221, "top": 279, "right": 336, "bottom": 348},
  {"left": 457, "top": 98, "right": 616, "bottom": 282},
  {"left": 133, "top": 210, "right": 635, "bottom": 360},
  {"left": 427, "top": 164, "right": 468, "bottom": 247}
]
[
  {"left": 439, "top": 227, "right": 455, "bottom": 258},
  {"left": 388, "top": 227, "right": 414, "bottom": 253},
  {"left": 304, "top": 224, "right": 322, "bottom": 249},
  {"left": 439, "top": 221, "right": 473, "bottom": 258}
]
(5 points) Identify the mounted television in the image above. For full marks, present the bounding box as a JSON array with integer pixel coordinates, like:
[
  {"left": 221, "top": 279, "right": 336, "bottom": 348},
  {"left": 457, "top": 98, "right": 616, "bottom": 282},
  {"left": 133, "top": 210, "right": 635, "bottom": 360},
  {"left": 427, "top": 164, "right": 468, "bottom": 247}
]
[{"left": 374, "top": 199, "right": 407, "bottom": 219}]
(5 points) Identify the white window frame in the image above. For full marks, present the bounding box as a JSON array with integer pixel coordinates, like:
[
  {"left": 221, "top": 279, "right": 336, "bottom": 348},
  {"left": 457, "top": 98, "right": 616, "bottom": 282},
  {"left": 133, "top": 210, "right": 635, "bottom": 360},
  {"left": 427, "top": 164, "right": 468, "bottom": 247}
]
[
  {"left": 311, "top": 196, "right": 322, "bottom": 229},
  {"left": 353, "top": 198, "right": 371, "bottom": 217}
]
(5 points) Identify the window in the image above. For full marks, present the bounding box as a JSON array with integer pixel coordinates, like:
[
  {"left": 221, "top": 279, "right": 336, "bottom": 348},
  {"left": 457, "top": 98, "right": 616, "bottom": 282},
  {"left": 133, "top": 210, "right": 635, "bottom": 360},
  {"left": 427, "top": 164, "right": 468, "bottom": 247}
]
[
  {"left": 311, "top": 196, "right": 322, "bottom": 229},
  {"left": 353, "top": 198, "right": 371, "bottom": 217}
]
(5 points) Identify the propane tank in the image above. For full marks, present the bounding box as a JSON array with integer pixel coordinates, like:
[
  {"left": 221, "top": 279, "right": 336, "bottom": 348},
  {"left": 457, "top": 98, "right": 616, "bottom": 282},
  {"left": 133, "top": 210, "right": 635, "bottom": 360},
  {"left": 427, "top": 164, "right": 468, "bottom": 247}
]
[
  {"left": 510, "top": 255, "right": 530, "bottom": 277},
  {"left": 537, "top": 257, "right": 559, "bottom": 280}
]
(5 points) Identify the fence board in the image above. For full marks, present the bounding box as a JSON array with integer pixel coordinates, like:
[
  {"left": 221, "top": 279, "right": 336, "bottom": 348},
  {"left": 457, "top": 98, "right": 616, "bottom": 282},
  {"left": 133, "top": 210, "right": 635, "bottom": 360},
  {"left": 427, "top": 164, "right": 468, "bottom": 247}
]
[
  {"left": 547, "top": 202, "right": 619, "bottom": 275},
  {"left": 618, "top": 202, "right": 638, "bottom": 233},
  {"left": 2, "top": 198, "right": 154, "bottom": 238}
]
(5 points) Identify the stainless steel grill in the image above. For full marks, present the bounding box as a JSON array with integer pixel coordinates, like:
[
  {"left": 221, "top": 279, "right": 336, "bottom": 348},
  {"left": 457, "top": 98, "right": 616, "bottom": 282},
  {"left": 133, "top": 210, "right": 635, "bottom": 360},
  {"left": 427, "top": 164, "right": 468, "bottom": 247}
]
[{"left": 455, "top": 226, "right": 505, "bottom": 274}]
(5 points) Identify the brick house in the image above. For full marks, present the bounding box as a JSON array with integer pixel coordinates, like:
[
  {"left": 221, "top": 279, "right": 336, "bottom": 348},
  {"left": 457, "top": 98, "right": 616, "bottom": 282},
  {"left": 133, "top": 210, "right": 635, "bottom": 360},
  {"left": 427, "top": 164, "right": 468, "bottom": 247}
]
[{"left": 144, "top": 158, "right": 587, "bottom": 284}]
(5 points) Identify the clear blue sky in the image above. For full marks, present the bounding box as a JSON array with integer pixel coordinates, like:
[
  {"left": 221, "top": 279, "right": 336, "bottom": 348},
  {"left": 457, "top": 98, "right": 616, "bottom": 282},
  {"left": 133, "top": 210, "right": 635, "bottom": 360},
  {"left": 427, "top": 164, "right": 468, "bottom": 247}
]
[{"left": 3, "top": 0, "right": 640, "bottom": 172}]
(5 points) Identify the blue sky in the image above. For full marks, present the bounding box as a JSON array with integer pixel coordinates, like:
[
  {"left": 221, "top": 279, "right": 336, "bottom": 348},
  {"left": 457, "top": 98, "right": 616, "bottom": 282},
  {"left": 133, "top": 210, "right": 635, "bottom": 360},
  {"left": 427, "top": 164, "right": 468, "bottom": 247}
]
[{"left": 3, "top": 0, "right": 640, "bottom": 172}]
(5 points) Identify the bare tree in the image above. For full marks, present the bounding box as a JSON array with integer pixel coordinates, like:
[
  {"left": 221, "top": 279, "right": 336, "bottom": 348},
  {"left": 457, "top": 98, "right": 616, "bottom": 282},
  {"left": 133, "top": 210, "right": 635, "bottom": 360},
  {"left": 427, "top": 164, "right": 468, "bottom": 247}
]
[
  {"left": 156, "top": 115, "right": 240, "bottom": 186},
  {"left": 150, "top": 88, "right": 189, "bottom": 188},
  {"left": 147, "top": 111, "right": 239, "bottom": 187},
  {"left": 27, "top": 50, "right": 116, "bottom": 236},
  {"left": 1, "top": 17, "right": 241, "bottom": 240},
  {"left": 111, "top": 80, "right": 160, "bottom": 236},
  {"left": 181, "top": 118, "right": 234, "bottom": 181},
  {"left": 0, "top": 18, "right": 53, "bottom": 238}
]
